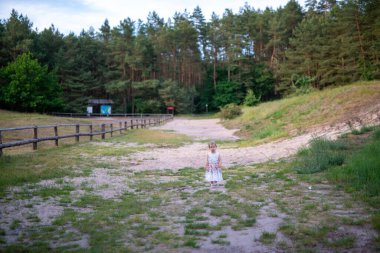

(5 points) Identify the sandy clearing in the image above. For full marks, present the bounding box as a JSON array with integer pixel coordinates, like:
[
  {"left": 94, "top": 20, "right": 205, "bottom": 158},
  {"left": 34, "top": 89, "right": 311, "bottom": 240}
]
[
  {"left": 126, "top": 118, "right": 366, "bottom": 171},
  {"left": 152, "top": 118, "right": 240, "bottom": 141}
]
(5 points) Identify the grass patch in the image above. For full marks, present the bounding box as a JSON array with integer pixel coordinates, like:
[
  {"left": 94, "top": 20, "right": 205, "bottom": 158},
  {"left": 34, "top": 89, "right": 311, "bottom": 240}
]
[
  {"left": 295, "top": 138, "right": 349, "bottom": 174},
  {"left": 372, "top": 212, "right": 380, "bottom": 232},
  {"left": 10, "top": 220, "right": 21, "bottom": 230},
  {"left": 351, "top": 125, "right": 374, "bottom": 135},
  {"left": 183, "top": 238, "right": 199, "bottom": 248},
  {"left": 326, "top": 235, "right": 356, "bottom": 248},
  {"left": 35, "top": 184, "right": 75, "bottom": 199},
  {"left": 78, "top": 144, "right": 146, "bottom": 157},
  {"left": 259, "top": 231, "right": 276, "bottom": 244},
  {"left": 326, "top": 128, "right": 380, "bottom": 203},
  {"left": 0, "top": 145, "right": 92, "bottom": 196},
  {"left": 0, "top": 109, "right": 92, "bottom": 128},
  {"left": 211, "top": 239, "right": 230, "bottom": 245},
  {"left": 107, "top": 129, "right": 191, "bottom": 146}
]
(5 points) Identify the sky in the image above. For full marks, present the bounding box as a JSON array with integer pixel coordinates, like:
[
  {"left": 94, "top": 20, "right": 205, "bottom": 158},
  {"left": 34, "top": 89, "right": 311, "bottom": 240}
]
[{"left": 0, "top": 0, "right": 306, "bottom": 35}]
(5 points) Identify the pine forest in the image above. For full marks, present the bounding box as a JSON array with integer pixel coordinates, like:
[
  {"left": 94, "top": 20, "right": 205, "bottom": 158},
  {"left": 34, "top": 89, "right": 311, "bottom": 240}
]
[{"left": 0, "top": 0, "right": 379, "bottom": 114}]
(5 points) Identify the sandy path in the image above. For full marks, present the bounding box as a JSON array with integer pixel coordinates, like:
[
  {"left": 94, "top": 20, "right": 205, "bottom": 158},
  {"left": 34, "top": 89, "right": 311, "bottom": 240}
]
[
  {"left": 151, "top": 118, "right": 240, "bottom": 141},
  {"left": 127, "top": 118, "right": 356, "bottom": 171}
]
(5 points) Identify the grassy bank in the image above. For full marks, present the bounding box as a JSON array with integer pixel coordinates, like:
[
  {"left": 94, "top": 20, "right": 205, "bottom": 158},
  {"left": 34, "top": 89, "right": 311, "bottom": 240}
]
[
  {"left": 223, "top": 81, "right": 380, "bottom": 145},
  {"left": 294, "top": 126, "right": 380, "bottom": 237}
]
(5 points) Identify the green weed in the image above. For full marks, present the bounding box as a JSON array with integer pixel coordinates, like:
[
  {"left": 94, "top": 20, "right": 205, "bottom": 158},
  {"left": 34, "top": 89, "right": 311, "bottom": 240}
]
[
  {"left": 295, "top": 138, "right": 350, "bottom": 174},
  {"left": 372, "top": 212, "right": 380, "bottom": 232},
  {"left": 351, "top": 125, "right": 374, "bottom": 135},
  {"left": 327, "top": 235, "right": 356, "bottom": 248},
  {"left": 259, "top": 231, "right": 276, "bottom": 244},
  {"left": 183, "top": 238, "right": 199, "bottom": 248},
  {"left": 327, "top": 128, "right": 380, "bottom": 202},
  {"left": 10, "top": 219, "right": 21, "bottom": 230},
  {"left": 211, "top": 239, "right": 230, "bottom": 245}
]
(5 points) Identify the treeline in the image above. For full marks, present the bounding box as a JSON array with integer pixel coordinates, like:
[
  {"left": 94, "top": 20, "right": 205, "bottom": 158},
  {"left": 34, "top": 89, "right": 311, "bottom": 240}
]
[{"left": 0, "top": 0, "right": 379, "bottom": 113}]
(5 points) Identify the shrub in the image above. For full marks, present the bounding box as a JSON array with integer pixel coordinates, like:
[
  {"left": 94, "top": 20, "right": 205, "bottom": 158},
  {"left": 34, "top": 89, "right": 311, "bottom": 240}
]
[
  {"left": 244, "top": 89, "right": 261, "bottom": 106},
  {"left": 295, "top": 138, "right": 349, "bottom": 174},
  {"left": 288, "top": 74, "right": 316, "bottom": 96},
  {"left": 213, "top": 81, "right": 245, "bottom": 108},
  {"left": 219, "top": 103, "right": 242, "bottom": 120}
]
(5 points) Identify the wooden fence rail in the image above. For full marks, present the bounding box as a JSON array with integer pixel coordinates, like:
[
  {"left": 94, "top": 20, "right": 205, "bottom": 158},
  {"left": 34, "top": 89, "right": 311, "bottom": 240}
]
[{"left": 0, "top": 115, "right": 173, "bottom": 156}]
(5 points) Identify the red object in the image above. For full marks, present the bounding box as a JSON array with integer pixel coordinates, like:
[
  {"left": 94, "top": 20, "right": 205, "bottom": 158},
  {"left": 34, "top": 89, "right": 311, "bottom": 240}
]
[{"left": 167, "top": 106, "right": 174, "bottom": 110}]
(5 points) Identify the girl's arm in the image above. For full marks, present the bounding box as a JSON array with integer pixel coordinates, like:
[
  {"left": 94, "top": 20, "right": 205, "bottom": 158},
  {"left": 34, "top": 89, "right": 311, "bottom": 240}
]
[
  {"left": 205, "top": 155, "right": 209, "bottom": 171},
  {"left": 218, "top": 155, "right": 222, "bottom": 170}
]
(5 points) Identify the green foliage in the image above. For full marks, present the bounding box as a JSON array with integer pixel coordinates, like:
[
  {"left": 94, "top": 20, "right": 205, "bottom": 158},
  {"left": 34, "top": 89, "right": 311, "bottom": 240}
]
[
  {"left": 327, "top": 128, "right": 380, "bottom": 198},
  {"left": 0, "top": 9, "right": 35, "bottom": 67},
  {"left": 213, "top": 81, "right": 244, "bottom": 108},
  {"left": 57, "top": 31, "right": 106, "bottom": 113},
  {"left": 0, "top": 52, "right": 63, "bottom": 112},
  {"left": 244, "top": 89, "right": 261, "bottom": 106},
  {"left": 135, "top": 99, "right": 163, "bottom": 113},
  {"left": 259, "top": 231, "right": 277, "bottom": 244},
  {"left": 244, "top": 64, "right": 276, "bottom": 101},
  {"left": 159, "top": 80, "right": 195, "bottom": 113},
  {"left": 351, "top": 125, "right": 374, "bottom": 135},
  {"left": 295, "top": 138, "right": 349, "bottom": 174},
  {"left": 133, "top": 80, "right": 163, "bottom": 113},
  {"left": 289, "top": 74, "right": 316, "bottom": 95},
  {"left": 0, "top": 1, "right": 379, "bottom": 112},
  {"left": 219, "top": 103, "right": 242, "bottom": 120},
  {"left": 372, "top": 213, "right": 380, "bottom": 232}
]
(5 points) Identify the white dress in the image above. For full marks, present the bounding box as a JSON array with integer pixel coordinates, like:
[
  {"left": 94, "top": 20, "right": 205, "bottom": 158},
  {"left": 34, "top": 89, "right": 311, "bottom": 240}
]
[{"left": 205, "top": 152, "right": 223, "bottom": 182}]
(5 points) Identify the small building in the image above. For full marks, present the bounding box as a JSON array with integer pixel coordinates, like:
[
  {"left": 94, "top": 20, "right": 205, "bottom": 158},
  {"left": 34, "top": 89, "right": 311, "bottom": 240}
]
[{"left": 87, "top": 99, "right": 114, "bottom": 115}]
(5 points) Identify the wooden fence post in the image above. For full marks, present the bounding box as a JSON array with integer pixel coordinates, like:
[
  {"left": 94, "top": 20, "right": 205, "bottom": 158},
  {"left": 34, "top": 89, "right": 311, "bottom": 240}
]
[
  {"left": 0, "top": 130, "right": 3, "bottom": 156},
  {"left": 119, "top": 122, "right": 122, "bottom": 134},
  {"left": 144, "top": 119, "right": 146, "bottom": 128},
  {"left": 33, "top": 126, "right": 38, "bottom": 150},
  {"left": 89, "top": 124, "right": 93, "bottom": 141},
  {"left": 110, "top": 123, "right": 113, "bottom": 137},
  {"left": 131, "top": 120, "right": 134, "bottom": 129},
  {"left": 76, "top": 124, "right": 80, "bottom": 142},
  {"left": 54, "top": 126, "right": 58, "bottom": 146},
  {"left": 124, "top": 121, "right": 127, "bottom": 130},
  {"left": 101, "top": 124, "right": 105, "bottom": 139}
]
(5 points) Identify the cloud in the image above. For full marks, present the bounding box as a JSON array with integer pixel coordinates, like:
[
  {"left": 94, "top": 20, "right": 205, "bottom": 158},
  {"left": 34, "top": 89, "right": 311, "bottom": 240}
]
[{"left": 1, "top": 0, "right": 305, "bottom": 35}]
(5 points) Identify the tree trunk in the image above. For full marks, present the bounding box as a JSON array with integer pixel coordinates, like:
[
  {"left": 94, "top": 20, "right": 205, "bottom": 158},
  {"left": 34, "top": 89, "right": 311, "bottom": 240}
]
[
  {"left": 354, "top": 8, "right": 365, "bottom": 61},
  {"left": 123, "top": 92, "right": 127, "bottom": 114},
  {"left": 213, "top": 46, "right": 217, "bottom": 90}
]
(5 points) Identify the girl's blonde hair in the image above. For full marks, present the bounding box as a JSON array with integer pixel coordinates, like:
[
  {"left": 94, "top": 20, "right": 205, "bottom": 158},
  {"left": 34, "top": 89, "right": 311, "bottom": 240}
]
[{"left": 208, "top": 141, "right": 217, "bottom": 148}]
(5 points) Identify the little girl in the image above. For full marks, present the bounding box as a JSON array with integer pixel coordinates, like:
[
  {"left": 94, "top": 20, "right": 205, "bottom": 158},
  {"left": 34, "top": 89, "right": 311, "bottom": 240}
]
[{"left": 205, "top": 141, "right": 223, "bottom": 185}]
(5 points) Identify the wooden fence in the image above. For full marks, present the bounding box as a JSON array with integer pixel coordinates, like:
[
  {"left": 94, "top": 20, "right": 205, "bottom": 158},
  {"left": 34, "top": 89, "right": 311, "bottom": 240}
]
[
  {"left": 0, "top": 115, "right": 173, "bottom": 156},
  {"left": 51, "top": 112, "right": 172, "bottom": 118}
]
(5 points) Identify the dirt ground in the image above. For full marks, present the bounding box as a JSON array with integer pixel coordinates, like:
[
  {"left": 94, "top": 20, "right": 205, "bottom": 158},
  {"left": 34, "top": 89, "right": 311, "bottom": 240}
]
[{"left": 0, "top": 117, "right": 379, "bottom": 252}]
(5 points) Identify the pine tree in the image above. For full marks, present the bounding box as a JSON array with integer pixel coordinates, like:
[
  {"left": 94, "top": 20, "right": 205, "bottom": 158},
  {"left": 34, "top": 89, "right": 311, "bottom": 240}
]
[
  {"left": 32, "top": 25, "right": 64, "bottom": 71},
  {"left": 363, "top": 0, "right": 380, "bottom": 79},
  {"left": 0, "top": 9, "right": 35, "bottom": 67}
]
